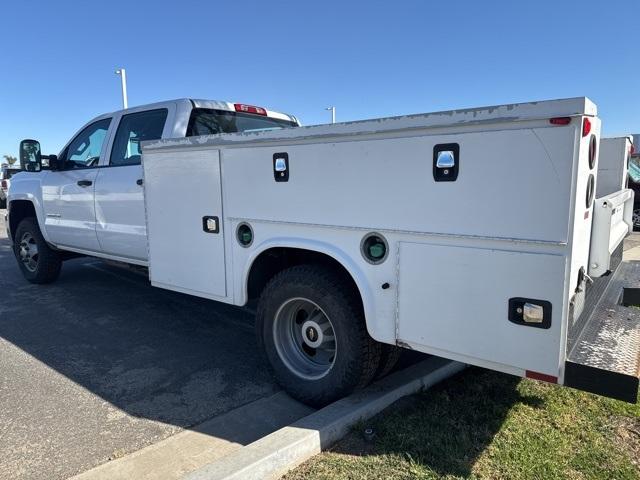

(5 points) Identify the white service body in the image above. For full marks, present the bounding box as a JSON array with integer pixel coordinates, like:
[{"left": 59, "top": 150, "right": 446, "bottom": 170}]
[{"left": 141, "top": 97, "right": 632, "bottom": 385}]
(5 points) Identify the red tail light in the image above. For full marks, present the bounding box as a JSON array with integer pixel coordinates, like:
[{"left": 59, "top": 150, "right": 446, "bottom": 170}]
[
  {"left": 582, "top": 117, "right": 592, "bottom": 137},
  {"left": 234, "top": 104, "right": 267, "bottom": 116},
  {"left": 549, "top": 117, "right": 571, "bottom": 125},
  {"left": 631, "top": 145, "right": 635, "bottom": 156},
  {"left": 1, "top": 180, "right": 6, "bottom": 188}
]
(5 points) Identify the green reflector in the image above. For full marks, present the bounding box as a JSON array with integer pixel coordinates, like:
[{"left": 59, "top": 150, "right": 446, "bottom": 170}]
[
  {"left": 369, "top": 243, "right": 385, "bottom": 259},
  {"left": 242, "top": 231, "right": 252, "bottom": 243}
]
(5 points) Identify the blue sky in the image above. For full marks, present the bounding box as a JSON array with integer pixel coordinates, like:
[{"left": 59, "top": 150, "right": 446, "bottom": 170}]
[{"left": 1, "top": 0, "right": 639, "bottom": 158}]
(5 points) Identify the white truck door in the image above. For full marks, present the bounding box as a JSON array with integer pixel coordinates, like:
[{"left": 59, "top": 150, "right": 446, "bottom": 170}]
[
  {"left": 142, "top": 149, "right": 227, "bottom": 299},
  {"left": 94, "top": 108, "right": 169, "bottom": 262},
  {"left": 42, "top": 118, "right": 112, "bottom": 252}
]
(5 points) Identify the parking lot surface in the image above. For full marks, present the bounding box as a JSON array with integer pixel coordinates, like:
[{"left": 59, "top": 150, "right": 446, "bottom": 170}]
[{"left": 0, "top": 211, "right": 286, "bottom": 479}]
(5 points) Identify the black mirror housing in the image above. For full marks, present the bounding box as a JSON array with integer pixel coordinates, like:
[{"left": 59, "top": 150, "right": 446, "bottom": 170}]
[
  {"left": 49, "top": 155, "right": 61, "bottom": 170},
  {"left": 19, "top": 139, "right": 42, "bottom": 172}
]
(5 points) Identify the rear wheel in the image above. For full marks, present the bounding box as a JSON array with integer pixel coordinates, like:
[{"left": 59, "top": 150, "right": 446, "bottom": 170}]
[
  {"left": 256, "top": 265, "right": 381, "bottom": 407},
  {"left": 375, "top": 344, "right": 403, "bottom": 379},
  {"left": 13, "top": 217, "right": 62, "bottom": 284}
]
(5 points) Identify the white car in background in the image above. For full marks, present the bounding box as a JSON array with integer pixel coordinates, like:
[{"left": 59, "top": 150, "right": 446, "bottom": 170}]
[{"left": 0, "top": 165, "right": 21, "bottom": 209}]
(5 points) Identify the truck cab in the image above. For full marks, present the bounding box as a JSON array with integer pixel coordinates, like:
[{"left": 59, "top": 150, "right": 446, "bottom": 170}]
[{"left": 8, "top": 99, "right": 299, "bottom": 265}]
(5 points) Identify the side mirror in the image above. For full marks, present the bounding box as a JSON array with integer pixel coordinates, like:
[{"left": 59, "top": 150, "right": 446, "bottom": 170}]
[
  {"left": 19, "top": 139, "right": 42, "bottom": 172},
  {"left": 47, "top": 154, "right": 61, "bottom": 171}
]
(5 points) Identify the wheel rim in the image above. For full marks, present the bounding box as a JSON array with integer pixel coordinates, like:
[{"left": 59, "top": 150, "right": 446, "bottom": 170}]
[
  {"left": 18, "top": 232, "right": 39, "bottom": 273},
  {"left": 272, "top": 298, "right": 337, "bottom": 380}
]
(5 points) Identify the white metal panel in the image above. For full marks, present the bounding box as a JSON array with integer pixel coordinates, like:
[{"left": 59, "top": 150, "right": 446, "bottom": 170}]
[
  {"left": 222, "top": 126, "right": 576, "bottom": 243},
  {"left": 397, "top": 242, "right": 566, "bottom": 376},
  {"left": 41, "top": 169, "right": 101, "bottom": 251},
  {"left": 597, "top": 137, "right": 632, "bottom": 197},
  {"left": 589, "top": 189, "right": 633, "bottom": 277},
  {"left": 94, "top": 164, "right": 147, "bottom": 260},
  {"left": 143, "top": 149, "right": 227, "bottom": 298}
]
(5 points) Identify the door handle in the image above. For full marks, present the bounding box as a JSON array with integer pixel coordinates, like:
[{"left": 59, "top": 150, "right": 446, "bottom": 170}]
[
  {"left": 136, "top": 179, "right": 143, "bottom": 186},
  {"left": 77, "top": 180, "right": 93, "bottom": 187}
]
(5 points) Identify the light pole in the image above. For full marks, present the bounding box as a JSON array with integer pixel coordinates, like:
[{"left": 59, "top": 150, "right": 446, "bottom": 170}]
[
  {"left": 325, "top": 106, "right": 335, "bottom": 124},
  {"left": 115, "top": 68, "right": 128, "bottom": 109}
]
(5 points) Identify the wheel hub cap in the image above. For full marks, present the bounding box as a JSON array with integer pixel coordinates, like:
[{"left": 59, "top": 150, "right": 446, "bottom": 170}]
[
  {"left": 18, "top": 232, "right": 39, "bottom": 273},
  {"left": 273, "top": 298, "right": 337, "bottom": 380},
  {"left": 302, "top": 321, "right": 323, "bottom": 348}
]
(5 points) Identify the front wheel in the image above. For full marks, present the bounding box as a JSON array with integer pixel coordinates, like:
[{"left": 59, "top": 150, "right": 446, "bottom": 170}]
[
  {"left": 256, "top": 265, "right": 381, "bottom": 407},
  {"left": 13, "top": 217, "right": 62, "bottom": 284}
]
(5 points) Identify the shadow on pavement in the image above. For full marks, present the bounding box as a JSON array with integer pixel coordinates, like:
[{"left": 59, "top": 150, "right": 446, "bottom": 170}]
[{"left": 0, "top": 232, "right": 278, "bottom": 428}]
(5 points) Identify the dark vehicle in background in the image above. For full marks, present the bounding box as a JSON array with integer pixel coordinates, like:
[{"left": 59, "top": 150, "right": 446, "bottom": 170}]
[{"left": 630, "top": 174, "right": 640, "bottom": 230}]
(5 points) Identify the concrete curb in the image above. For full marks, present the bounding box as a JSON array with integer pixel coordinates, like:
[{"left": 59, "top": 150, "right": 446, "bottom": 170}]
[{"left": 184, "top": 357, "right": 466, "bottom": 480}]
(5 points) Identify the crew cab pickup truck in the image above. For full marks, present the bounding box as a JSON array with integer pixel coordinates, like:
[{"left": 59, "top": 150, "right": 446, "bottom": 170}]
[
  {"left": 8, "top": 97, "right": 640, "bottom": 407},
  {"left": 7, "top": 99, "right": 298, "bottom": 264}
]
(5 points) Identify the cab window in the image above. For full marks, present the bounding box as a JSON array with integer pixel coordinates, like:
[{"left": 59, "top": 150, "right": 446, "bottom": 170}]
[
  {"left": 110, "top": 109, "right": 168, "bottom": 166},
  {"left": 62, "top": 118, "right": 112, "bottom": 168},
  {"left": 186, "top": 108, "right": 296, "bottom": 136}
]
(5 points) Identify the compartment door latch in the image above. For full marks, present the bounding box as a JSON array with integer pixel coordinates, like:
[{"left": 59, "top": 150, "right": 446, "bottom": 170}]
[
  {"left": 508, "top": 297, "right": 552, "bottom": 329},
  {"left": 433, "top": 143, "right": 459, "bottom": 182},
  {"left": 202, "top": 216, "right": 220, "bottom": 234}
]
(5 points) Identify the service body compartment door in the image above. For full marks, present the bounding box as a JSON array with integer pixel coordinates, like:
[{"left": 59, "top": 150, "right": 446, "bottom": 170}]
[
  {"left": 142, "top": 149, "right": 227, "bottom": 299},
  {"left": 397, "top": 242, "right": 567, "bottom": 377},
  {"left": 588, "top": 189, "right": 633, "bottom": 278}
]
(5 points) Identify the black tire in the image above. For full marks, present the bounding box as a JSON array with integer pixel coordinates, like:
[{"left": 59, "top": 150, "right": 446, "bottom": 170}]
[
  {"left": 256, "top": 265, "right": 381, "bottom": 407},
  {"left": 0, "top": 196, "right": 6, "bottom": 209},
  {"left": 13, "top": 217, "right": 62, "bottom": 284},
  {"left": 375, "top": 344, "right": 403, "bottom": 379}
]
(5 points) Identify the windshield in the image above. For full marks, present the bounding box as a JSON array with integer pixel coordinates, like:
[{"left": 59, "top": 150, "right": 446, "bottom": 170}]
[{"left": 186, "top": 108, "right": 297, "bottom": 137}]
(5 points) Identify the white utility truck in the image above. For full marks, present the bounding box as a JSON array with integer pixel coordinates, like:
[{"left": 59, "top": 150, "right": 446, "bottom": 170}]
[{"left": 9, "top": 97, "right": 640, "bottom": 407}]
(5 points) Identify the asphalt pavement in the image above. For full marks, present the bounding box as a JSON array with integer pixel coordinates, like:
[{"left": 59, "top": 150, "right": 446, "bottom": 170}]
[{"left": 0, "top": 211, "right": 285, "bottom": 479}]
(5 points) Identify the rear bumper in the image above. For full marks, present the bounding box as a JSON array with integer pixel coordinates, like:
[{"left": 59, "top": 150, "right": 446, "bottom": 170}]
[{"left": 565, "top": 258, "right": 640, "bottom": 402}]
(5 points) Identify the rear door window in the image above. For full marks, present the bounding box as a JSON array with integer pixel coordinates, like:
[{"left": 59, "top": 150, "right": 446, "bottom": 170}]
[
  {"left": 186, "top": 109, "right": 296, "bottom": 137},
  {"left": 110, "top": 109, "right": 168, "bottom": 166}
]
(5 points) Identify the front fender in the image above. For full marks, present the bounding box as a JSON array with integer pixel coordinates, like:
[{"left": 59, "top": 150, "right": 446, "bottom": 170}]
[{"left": 8, "top": 173, "right": 50, "bottom": 244}]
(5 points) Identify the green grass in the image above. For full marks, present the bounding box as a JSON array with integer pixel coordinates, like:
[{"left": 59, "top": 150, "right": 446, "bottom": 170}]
[{"left": 285, "top": 368, "right": 640, "bottom": 480}]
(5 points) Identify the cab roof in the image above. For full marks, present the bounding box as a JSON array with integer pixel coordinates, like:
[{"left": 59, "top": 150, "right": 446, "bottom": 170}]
[{"left": 97, "top": 98, "right": 298, "bottom": 124}]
